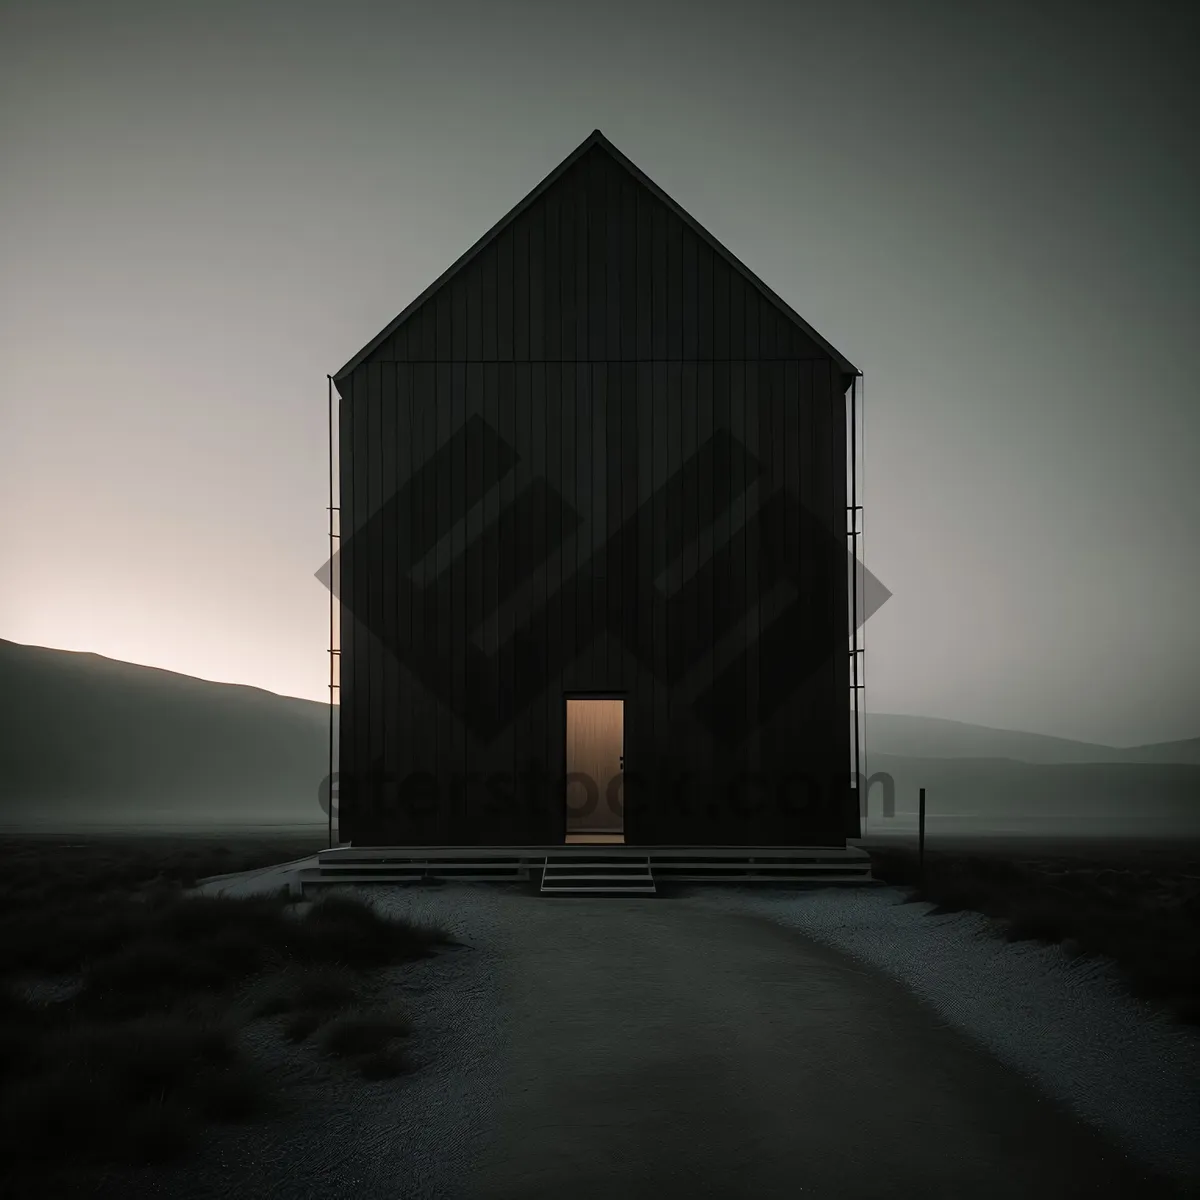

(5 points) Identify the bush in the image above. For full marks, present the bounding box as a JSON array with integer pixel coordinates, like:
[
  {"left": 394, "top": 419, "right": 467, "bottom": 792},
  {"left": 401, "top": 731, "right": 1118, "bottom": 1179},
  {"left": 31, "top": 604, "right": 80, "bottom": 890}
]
[
  {"left": 1002, "top": 904, "right": 1068, "bottom": 944},
  {"left": 201, "top": 926, "right": 273, "bottom": 975},
  {"left": 282, "top": 1009, "right": 329, "bottom": 1043},
  {"left": 0, "top": 1023, "right": 41, "bottom": 1081},
  {"left": 252, "top": 992, "right": 292, "bottom": 1019},
  {"left": 0, "top": 837, "right": 452, "bottom": 1176},
  {"left": 122, "top": 1097, "right": 197, "bottom": 1163},
  {"left": 188, "top": 1061, "right": 270, "bottom": 1122},
  {"left": 0, "top": 899, "right": 150, "bottom": 976},
  {"left": 865, "top": 843, "right": 1200, "bottom": 1025},
  {"left": 297, "top": 894, "right": 451, "bottom": 969},
  {"left": 292, "top": 966, "right": 360, "bottom": 1012},
  {"left": 0, "top": 1014, "right": 256, "bottom": 1169},
  {"left": 1059, "top": 937, "right": 1087, "bottom": 959},
  {"left": 50, "top": 1015, "right": 238, "bottom": 1102},
  {"left": 0, "top": 1063, "right": 127, "bottom": 1164},
  {"left": 320, "top": 1010, "right": 412, "bottom": 1058},
  {"left": 78, "top": 938, "right": 233, "bottom": 1017},
  {"left": 156, "top": 893, "right": 289, "bottom": 943},
  {"left": 356, "top": 1044, "right": 412, "bottom": 1079},
  {"left": 254, "top": 962, "right": 362, "bottom": 1012}
]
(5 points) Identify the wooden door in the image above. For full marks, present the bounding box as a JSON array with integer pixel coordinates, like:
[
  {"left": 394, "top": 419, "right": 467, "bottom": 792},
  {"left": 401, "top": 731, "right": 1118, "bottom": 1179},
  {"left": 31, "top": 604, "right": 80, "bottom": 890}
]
[{"left": 565, "top": 698, "right": 624, "bottom": 839}]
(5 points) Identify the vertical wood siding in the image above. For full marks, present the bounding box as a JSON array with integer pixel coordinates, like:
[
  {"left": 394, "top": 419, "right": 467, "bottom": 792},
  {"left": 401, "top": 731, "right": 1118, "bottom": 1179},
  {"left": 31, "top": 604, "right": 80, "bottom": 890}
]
[{"left": 336, "top": 145, "right": 852, "bottom": 846}]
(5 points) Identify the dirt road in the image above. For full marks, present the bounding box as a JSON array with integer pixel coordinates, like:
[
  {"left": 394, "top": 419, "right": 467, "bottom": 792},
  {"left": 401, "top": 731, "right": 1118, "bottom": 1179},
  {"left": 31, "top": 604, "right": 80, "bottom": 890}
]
[{"left": 461, "top": 894, "right": 1177, "bottom": 1199}]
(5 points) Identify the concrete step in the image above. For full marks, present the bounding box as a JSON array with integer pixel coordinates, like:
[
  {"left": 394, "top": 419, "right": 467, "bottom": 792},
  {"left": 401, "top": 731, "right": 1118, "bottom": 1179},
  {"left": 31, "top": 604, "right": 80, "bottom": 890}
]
[
  {"left": 652, "top": 867, "right": 874, "bottom": 879},
  {"left": 542, "top": 871, "right": 654, "bottom": 881},
  {"left": 656, "top": 873, "right": 886, "bottom": 886},
  {"left": 541, "top": 880, "right": 657, "bottom": 894},
  {"left": 292, "top": 866, "right": 528, "bottom": 896},
  {"left": 540, "top": 885, "right": 658, "bottom": 895},
  {"left": 293, "top": 847, "right": 882, "bottom": 897},
  {"left": 540, "top": 856, "right": 657, "bottom": 895}
]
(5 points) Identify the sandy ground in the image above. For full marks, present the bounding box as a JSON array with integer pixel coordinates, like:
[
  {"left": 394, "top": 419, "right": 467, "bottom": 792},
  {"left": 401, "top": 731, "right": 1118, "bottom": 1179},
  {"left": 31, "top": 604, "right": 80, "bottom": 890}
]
[{"left": 62, "top": 870, "right": 1197, "bottom": 1200}]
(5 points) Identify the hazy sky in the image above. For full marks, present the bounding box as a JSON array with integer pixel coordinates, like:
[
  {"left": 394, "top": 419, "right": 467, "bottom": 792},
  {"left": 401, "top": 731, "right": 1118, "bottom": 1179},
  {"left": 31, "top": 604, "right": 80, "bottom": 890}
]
[{"left": 2, "top": 0, "right": 1196, "bottom": 747}]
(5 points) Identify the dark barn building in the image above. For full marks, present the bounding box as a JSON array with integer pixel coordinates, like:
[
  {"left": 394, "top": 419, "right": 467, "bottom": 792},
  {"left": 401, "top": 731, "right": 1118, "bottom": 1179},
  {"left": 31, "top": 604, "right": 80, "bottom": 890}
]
[{"left": 330, "top": 129, "right": 863, "bottom": 856}]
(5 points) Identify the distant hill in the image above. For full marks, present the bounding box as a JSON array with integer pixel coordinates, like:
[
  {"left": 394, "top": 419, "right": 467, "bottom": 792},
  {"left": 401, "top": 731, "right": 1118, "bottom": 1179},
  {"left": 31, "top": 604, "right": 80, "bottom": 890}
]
[
  {"left": 0, "top": 639, "right": 331, "bottom": 828},
  {"left": 862, "top": 712, "right": 1200, "bottom": 765},
  {"left": 859, "top": 751, "right": 1200, "bottom": 836},
  {"left": 0, "top": 638, "right": 1195, "bottom": 834},
  {"left": 1118, "top": 737, "right": 1200, "bottom": 766},
  {"left": 857, "top": 713, "right": 1200, "bottom": 836}
]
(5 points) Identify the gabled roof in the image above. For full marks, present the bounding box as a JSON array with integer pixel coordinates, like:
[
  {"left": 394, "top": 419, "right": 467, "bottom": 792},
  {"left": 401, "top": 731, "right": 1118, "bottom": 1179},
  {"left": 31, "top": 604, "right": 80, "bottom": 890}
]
[{"left": 333, "top": 129, "right": 860, "bottom": 382}]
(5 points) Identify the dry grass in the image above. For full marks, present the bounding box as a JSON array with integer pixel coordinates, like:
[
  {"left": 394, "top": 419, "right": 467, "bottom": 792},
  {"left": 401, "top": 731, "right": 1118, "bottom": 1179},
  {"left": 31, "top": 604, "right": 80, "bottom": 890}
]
[
  {"left": 865, "top": 842, "right": 1200, "bottom": 1025},
  {"left": 0, "top": 1007, "right": 257, "bottom": 1168},
  {"left": 0, "top": 834, "right": 457, "bottom": 1182},
  {"left": 321, "top": 1009, "right": 413, "bottom": 1057},
  {"left": 253, "top": 964, "right": 361, "bottom": 1018},
  {"left": 320, "top": 1009, "right": 416, "bottom": 1079}
]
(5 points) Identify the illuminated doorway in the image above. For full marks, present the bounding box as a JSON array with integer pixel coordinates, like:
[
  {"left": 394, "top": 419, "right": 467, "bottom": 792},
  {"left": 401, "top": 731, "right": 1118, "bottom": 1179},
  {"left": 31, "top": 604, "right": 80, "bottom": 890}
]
[{"left": 564, "top": 697, "right": 624, "bottom": 844}]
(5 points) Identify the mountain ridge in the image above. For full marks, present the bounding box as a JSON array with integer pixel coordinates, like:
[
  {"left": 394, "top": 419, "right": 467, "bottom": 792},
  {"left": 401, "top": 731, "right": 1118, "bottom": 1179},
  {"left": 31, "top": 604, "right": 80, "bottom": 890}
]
[{"left": 1, "top": 639, "right": 1196, "bottom": 831}]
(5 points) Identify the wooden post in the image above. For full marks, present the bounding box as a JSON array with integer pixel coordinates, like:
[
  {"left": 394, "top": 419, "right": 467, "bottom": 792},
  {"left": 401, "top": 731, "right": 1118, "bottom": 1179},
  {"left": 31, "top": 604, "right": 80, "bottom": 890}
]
[
  {"left": 328, "top": 374, "right": 335, "bottom": 852},
  {"left": 918, "top": 786, "right": 926, "bottom": 877}
]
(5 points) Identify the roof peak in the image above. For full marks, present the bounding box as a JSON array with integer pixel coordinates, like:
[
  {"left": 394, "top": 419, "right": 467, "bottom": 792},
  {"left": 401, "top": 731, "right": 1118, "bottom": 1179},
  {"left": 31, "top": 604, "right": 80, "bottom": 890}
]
[{"left": 333, "top": 129, "right": 859, "bottom": 381}]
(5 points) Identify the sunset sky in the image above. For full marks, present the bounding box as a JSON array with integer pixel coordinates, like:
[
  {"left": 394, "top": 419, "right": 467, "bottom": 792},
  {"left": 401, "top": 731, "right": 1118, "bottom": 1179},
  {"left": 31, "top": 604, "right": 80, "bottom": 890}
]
[{"left": 2, "top": 0, "right": 1196, "bottom": 747}]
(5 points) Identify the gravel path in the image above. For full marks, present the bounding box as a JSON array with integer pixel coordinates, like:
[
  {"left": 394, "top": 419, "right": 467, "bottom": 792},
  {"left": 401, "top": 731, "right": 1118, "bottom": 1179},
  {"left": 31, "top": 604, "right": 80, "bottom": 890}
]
[
  {"left": 71, "top": 881, "right": 1197, "bottom": 1199},
  {"left": 689, "top": 886, "right": 1200, "bottom": 1188}
]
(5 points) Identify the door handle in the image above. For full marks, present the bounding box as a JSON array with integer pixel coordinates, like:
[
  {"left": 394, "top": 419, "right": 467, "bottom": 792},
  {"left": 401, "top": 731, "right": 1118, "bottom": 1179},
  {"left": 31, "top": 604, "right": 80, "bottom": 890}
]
[{"left": 619, "top": 755, "right": 625, "bottom": 770}]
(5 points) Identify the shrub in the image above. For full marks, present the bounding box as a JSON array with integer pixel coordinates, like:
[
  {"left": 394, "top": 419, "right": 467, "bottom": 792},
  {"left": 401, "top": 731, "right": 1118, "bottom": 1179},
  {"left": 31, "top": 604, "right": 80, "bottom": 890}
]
[
  {"left": 188, "top": 1061, "right": 270, "bottom": 1122},
  {"left": 866, "top": 843, "right": 1200, "bottom": 1026},
  {"left": 0, "top": 1063, "right": 126, "bottom": 1164},
  {"left": 1059, "top": 937, "right": 1087, "bottom": 959},
  {"left": 122, "top": 1097, "right": 197, "bottom": 1163},
  {"left": 252, "top": 992, "right": 292, "bottom": 1019},
  {"left": 200, "top": 926, "right": 273, "bottom": 975},
  {"left": 320, "top": 1010, "right": 412, "bottom": 1058},
  {"left": 50, "top": 1015, "right": 238, "bottom": 1102},
  {"left": 1002, "top": 904, "right": 1068, "bottom": 944},
  {"left": 156, "top": 893, "right": 289, "bottom": 943},
  {"left": 298, "top": 894, "right": 451, "bottom": 969},
  {"left": 253, "top": 963, "right": 364, "bottom": 1028},
  {"left": 355, "top": 1044, "right": 412, "bottom": 1079},
  {"left": 282, "top": 1009, "right": 329, "bottom": 1043},
  {"left": 0, "top": 1014, "right": 256, "bottom": 1168},
  {"left": 292, "top": 965, "right": 360, "bottom": 1012},
  {"left": 0, "top": 838, "right": 453, "bottom": 1175},
  {"left": 78, "top": 938, "right": 231, "bottom": 1017}
]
